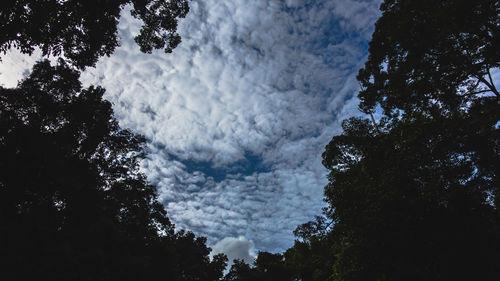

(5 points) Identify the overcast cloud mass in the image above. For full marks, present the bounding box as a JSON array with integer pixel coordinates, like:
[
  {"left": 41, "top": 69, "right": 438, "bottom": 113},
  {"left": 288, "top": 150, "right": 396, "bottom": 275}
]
[{"left": 0, "top": 0, "right": 382, "bottom": 261}]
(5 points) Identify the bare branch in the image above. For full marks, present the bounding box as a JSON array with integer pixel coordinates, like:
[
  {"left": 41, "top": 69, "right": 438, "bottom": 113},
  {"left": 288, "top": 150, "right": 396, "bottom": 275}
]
[
  {"left": 476, "top": 75, "right": 500, "bottom": 97},
  {"left": 369, "top": 112, "right": 380, "bottom": 134},
  {"left": 461, "top": 89, "right": 495, "bottom": 97}
]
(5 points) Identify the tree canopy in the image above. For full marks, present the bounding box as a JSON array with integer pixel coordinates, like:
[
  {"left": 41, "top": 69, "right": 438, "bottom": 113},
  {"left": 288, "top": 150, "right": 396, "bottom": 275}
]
[
  {"left": 357, "top": 0, "right": 499, "bottom": 116},
  {"left": 318, "top": 0, "right": 500, "bottom": 280},
  {"left": 0, "top": 60, "right": 226, "bottom": 280},
  {"left": 321, "top": 113, "right": 500, "bottom": 281},
  {"left": 0, "top": 2, "right": 234, "bottom": 280},
  {"left": 0, "top": 0, "right": 189, "bottom": 68},
  {"left": 222, "top": 220, "right": 336, "bottom": 281},
  {"left": 2, "top": 0, "right": 499, "bottom": 280}
]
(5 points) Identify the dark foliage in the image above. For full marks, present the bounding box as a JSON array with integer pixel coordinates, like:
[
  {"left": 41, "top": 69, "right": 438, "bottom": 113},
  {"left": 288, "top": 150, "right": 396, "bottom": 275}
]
[
  {"left": 322, "top": 112, "right": 500, "bottom": 281},
  {"left": 318, "top": 0, "right": 500, "bottom": 280},
  {"left": 222, "top": 211, "right": 338, "bottom": 281},
  {"left": 223, "top": 259, "right": 257, "bottom": 281},
  {"left": 223, "top": 253, "right": 291, "bottom": 281},
  {"left": 286, "top": 216, "right": 336, "bottom": 281},
  {"left": 2, "top": 0, "right": 499, "bottom": 280},
  {"left": 357, "top": 0, "right": 499, "bottom": 116},
  {"left": 223, "top": 230, "right": 335, "bottom": 281},
  {"left": 0, "top": 0, "right": 189, "bottom": 68},
  {"left": 0, "top": 60, "right": 226, "bottom": 281}
]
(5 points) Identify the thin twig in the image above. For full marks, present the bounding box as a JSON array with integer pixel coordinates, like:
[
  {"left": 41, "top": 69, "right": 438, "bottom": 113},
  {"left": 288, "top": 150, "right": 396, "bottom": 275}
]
[
  {"left": 477, "top": 75, "right": 500, "bottom": 97},
  {"left": 369, "top": 112, "right": 380, "bottom": 134},
  {"left": 462, "top": 89, "right": 494, "bottom": 97}
]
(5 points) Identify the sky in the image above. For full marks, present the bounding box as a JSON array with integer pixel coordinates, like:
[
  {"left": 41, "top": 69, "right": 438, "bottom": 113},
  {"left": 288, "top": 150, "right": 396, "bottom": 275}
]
[{"left": 0, "top": 0, "right": 382, "bottom": 262}]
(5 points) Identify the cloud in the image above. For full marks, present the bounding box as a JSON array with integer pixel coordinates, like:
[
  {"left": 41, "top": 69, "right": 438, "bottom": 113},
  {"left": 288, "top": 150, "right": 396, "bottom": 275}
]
[
  {"left": 1, "top": 0, "right": 383, "bottom": 253},
  {"left": 491, "top": 68, "right": 500, "bottom": 91},
  {"left": 210, "top": 236, "right": 257, "bottom": 265},
  {"left": 79, "top": 0, "right": 382, "bottom": 252},
  {"left": 0, "top": 48, "right": 42, "bottom": 88}
]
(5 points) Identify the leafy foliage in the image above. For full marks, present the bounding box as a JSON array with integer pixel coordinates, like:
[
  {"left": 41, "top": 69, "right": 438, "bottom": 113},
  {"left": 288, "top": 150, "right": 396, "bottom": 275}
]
[
  {"left": 0, "top": 0, "right": 189, "bottom": 68},
  {"left": 223, "top": 259, "right": 258, "bottom": 281},
  {"left": 317, "top": 0, "right": 500, "bottom": 280},
  {"left": 223, "top": 252, "right": 291, "bottom": 281},
  {"left": 322, "top": 112, "right": 500, "bottom": 281},
  {"left": 223, "top": 230, "right": 335, "bottom": 281},
  {"left": 283, "top": 234, "right": 336, "bottom": 281},
  {"left": 357, "top": 0, "right": 499, "bottom": 116},
  {"left": 0, "top": 60, "right": 225, "bottom": 280},
  {"left": 2, "top": 1, "right": 499, "bottom": 280}
]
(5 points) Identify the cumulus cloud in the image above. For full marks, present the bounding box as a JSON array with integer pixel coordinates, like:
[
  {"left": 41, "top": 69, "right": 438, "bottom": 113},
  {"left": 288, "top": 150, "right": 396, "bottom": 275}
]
[
  {"left": 210, "top": 236, "right": 257, "bottom": 265},
  {"left": 1, "top": 0, "right": 383, "bottom": 253},
  {"left": 0, "top": 48, "right": 41, "bottom": 88},
  {"left": 79, "top": 0, "right": 382, "bottom": 252}
]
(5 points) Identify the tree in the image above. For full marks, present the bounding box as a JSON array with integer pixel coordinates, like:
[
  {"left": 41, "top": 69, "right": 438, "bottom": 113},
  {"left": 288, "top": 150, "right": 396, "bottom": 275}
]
[
  {"left": 306, "top": 1, "right": 500, "bottom": 280},
  {"left": 253, "top": 252, "right": 291, "bottom": 281},
  {"left": 0, "top": 60, "right": 225, "bottom": 280},
  {"left": 0, "top": 0, "right": 189, "bottom": 68},
  {"left": 223, "top": 252, "right": 291, "bottom": 281},
  {"left": 321, "top": 113, "right": 500, "bottom": 281},
  {"left": 285, "top": 216, "right": 336, "bottom": 281},
  {"left": 221, "top": 233, "right": 335, "bottom": 281},
  {"left": 223, "top": 259, "right": 259, "bottom": 281},
  {"left": 357, "top": 0, "right": 499, "bottom": 117}
]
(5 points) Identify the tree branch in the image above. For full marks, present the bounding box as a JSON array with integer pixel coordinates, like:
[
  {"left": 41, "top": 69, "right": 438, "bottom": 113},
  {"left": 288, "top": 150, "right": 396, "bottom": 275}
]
[
  {"left": 369, "top": 112, "right": 380, "bottom": 134},
  {"left": 476, "top": 74, "right": 500, "bottom": 98},
  {"left": 462, "top": 89, "right": 495, "bottom": 97}
]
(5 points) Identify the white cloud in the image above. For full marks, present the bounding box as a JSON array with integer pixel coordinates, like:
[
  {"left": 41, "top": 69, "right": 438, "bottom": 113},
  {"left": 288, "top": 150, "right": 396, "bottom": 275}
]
[
  {"left": 0, "top": 48, "right": 42, "bottom": 88},
  {"left": 79, "top": 0, "right": 382, "bottom": 252},
  {"left": 210, "top": 236, "right": 257, "bottom": 265},
  {"left": 1, "top": 0, "right": 383, "bottom": 253}
]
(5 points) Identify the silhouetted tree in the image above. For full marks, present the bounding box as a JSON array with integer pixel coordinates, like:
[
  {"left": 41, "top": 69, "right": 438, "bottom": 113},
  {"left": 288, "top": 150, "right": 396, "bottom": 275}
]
[
  {"left": 296, "top": 0, "right": 500, "bottom": 280},
  {"left": 321, "top": 113, "right": 500, "bottom": 281},
  {"left": 284, "top": 216, "right": 336, "bottom": 281},
  {"left": 0, "top": 60, "right": 226, "bottom": 281},
  {"left": 223, "top": 241, "right": 334, "bottom": 281},
  {"left": 0, "top": 0, "right": 189, "bottom": 68},
  {"left": 223, "top": 259, "right": 259, "bottom": 281},
  {"left": 254, "top": 252, "right": 291, "bottom": 281},
  {"left": 223, "top": 252, "right": 290, "bottom": 281},
  {"left": 357, "top": 0, "right": 499, "bottom": 116}
]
